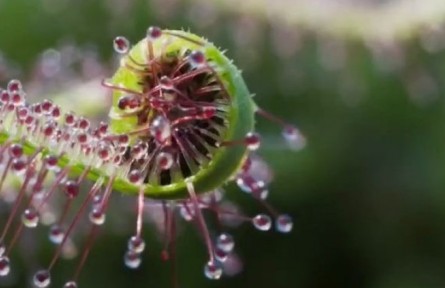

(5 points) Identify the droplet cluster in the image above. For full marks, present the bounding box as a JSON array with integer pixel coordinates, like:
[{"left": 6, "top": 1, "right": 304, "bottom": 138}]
[{"left": 0, "top": 26, "right": 302, "bottom": 286}]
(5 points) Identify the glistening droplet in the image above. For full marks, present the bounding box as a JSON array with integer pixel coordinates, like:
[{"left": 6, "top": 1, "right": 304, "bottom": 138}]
[
  {"left": 216, "top": 233, "right": 235, "bottom": 253},
  {"left": 252, "top": 214, "right": 272, "bottom": 231},
  {"left": 124, "top": 251, "right": 141, "bottom": 269},
  {"left": 89, "top": 209, "right": 106, "bottom": 225},
  {"left": 33, "top": 270, "right": 51, "bottom": 288},
  {"left": 49, "top": 225, "right": 65, "bottom": 244},
  {"left": 113, "top": 36, "right": 130, "bottom": 54},
  {"left": 275, "top": 214, "right": 293, "bottom": 233},
  {"left": 22, "top": 208, "right": 39, "bottom": 228},
  {"left": 204, "top": 261, "right": 222, "bottom": 280},
  {"left": 128, "top": 236, "right": 145, "bottom": 254},
  {"left": 0, "top": 257, "right": 10, "bottom": 277},
  {"left": 63, "top": 281, "right": 78, "bottom": 288}
]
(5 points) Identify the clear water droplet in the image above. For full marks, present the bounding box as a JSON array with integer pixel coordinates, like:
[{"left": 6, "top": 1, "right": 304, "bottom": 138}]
[
  {"left": 128, "top": 236, "right": 145, "bottom": 254},
  {"left": 89, "top": 209, "right": 106, "bottom": 225},
  {"left": 113, "top": 36, "right": 130, "bottom": 54},
  {"left": 204, "top": 261, "right": 222, "bottom": 280},
  {"left": 189, "top": 50, "right": 206, "bottom": 68},
  {"left": 214, "top": 248, "right": 228, "bottom": 263},
  {"left": 22, "top": 208, "right": 39, "bottom": 228},
  {"left": 7, "top": 79, "right": 22, "bottom": 93},
  {"left": 282, "top": 125, "right": 306, "bottom": 150},
  {"left": 64, "top": 181, "right": 79, "bottom": 198},
  {"left": 33, "top": 270, "right": 51, "bottom": 287},
  {"left": 252, "top": 214, "right": 272, "bottom": 231},
  {"left": 147, "top": 26, "right": 162, "bottom": 40},
  {"left": 216, "top": 233, "right": 235, "bottom": 253},
  {"left": 236, "top": 175, "right": 265, "bottom": 194},
  {"left": 124, "top": 251, "right": 141, "bottom": 269},
  {"left": 275, "top": 214, "right": 293, "bottom": 233},
  {"left": 150, "top": 115, "right": 171, "bottom": 144},
  {"left": 156, "top": 152, "right": 173, "bottom": 170},
  {"left": 235, "top": 177, "right": 252, "bottom": 193},
  {"left": 49, "top": 225, "right": 65, "bottom": 244},
  {"left": 245, "top": 132, "right": 261, "bottom": 151},
  {"left": 0, "top": 257, "right": 10, "bottom": 276},
  {"left": 128, "top": 169, "right": 142, "bottom": 184},
  {"left": 44, "top": 155, "right": 58, "bottom": 170},
  {"left": 63, "top": 281, "right": 77, "bottom": 288},
  {"left": 9, "top": 144, "right": 23, "bottom": 158}
]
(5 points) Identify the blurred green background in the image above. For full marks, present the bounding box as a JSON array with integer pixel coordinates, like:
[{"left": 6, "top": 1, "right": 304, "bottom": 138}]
[{"left": 2, "top": 0, "right": 445, "bottom": 287}]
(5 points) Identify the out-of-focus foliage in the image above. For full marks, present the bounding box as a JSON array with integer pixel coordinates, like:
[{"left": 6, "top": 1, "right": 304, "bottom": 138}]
[{"left": 1, "top": 0, "right": 445, "bottom": 287}]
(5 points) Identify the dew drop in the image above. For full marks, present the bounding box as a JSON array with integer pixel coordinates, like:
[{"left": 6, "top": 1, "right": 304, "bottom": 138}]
[
  {"left": 9, "top": 144, "right": 23, "bottom": 158},
  {"left": 98, "top": 122, "right": 108, "bottom": 135},
  {"left": 235, "top": 177, "right": 251, "bottom": 193},
  {"left": 282, "top": 125, "right": 306, "bottom": 150},
  {"left": 51, "top": 106, "right": 61, "bottom": 119},
  {"left": 117, "top": 134, "right": 129, "bottom": 146},
  {"left": 0, "top": 256, "right": 10, "bottom": 276},
  {"left": 44, "top": 155, "right": 58, "bottom": 170},
  {"left": 236, "top": 175, "right": 265, "bottom": 194},
  {"left": 89, "top": 209, "right": 106, "bottom": 225},
  {"left": 97, "top": 145, "right": 112, "bottom": 161},
  {"left": 42, "top": 123, "right": 55, "bottom": 137},
  {"left": 128, "top": 170, "right": 142, "bottom": 184},
  {"left": 17, "top": 106, "right": 29, "bottom": 120},
  {"left": 275, "top": 214, "right": 293, "bottom": 233},
  {"left": 124, "top": 251, "right": 141, "bottom": 269},
  {"left": 41, "top": 99, "right": 53, "bottom": 113},
  {"left": 77, "top": 117, "right": 90, "bottom": 130},
  {"left": 128, "top": 236, "right": 145, "bottom": 254},
  {"left": 49, "top": 225, "right": 65, "bottom": 244},
  {"left": 32, "top": 103, "right": 42, "bottom": 114},
  {"left": 150, "top": 115, "right": 171, "bottom": 144},
  {"left": 216, "top": 233, "right": 235, "bottom": 253},
  {"left": 33, "top": 270, "right": 51, "bottom": 288},
  {"left": 118, "top": 95, "right": 140, "bottom": 110},
  {"left": 64, "top": 181, "right": 79, "bottom": 198},
  {"left": 65, "top": 112, "right": 76, "bottom": 126},
  {"left": 189, "top": 50, "right": 206, "bottom": 68},
  {"left": 130, "top": 143, "right": 146, "bottom": 159},
  {"left": 245, "top": 132, "right": 261, "bottom": 151},
  {"left": 147, "top": 26, "right": 162, "bottom": 40},
  {"left": 113, "top": 36, "right": 130, "bottom": 54},
  {"left": 22, "top": 208, "right": 39, "bottom": 228},
  {"left": 156, "top": 152, "right": 173, "bottom": 170},
  {"left": 12, "top": 159, "right": 26, "bottom": 174},
  {"left": 204, "top": 261, "right": 222, "bottom": 280},
  {"left": 252, "top": 214, "right": 272, "bottom": 231},
  {"left": 63, "top": 281, "right": 77, "bottom": 288},
  {"left": 77, "top": 133, "right": 88, "bottom": 144},
  {"left": 24, "top": 115, "right": 35, "bottom": 126},
  {"left": 7, "top": 79, "right": 22, "bottom": 93},
  {"left": 0, "top": 90, "right": 9, "bottom": 103},
  {"left": 10, "top": 92, "right": 24, "bottom": 106},
  {"left": 214, "top": 248, "right": 228, "bottom": 263},
  {"left": 32, "top": 185, "right": 46, "bottom": 200}
]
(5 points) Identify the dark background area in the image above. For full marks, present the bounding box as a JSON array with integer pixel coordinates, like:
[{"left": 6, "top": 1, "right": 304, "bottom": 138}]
[{"left": 1, "top": 0, "right": 445, "bottom": 287}]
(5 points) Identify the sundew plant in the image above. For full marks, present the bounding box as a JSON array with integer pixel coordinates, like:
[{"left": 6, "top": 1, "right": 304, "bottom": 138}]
[{"left": 0, "top": 27, "right": 305, "bottom": 287}]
